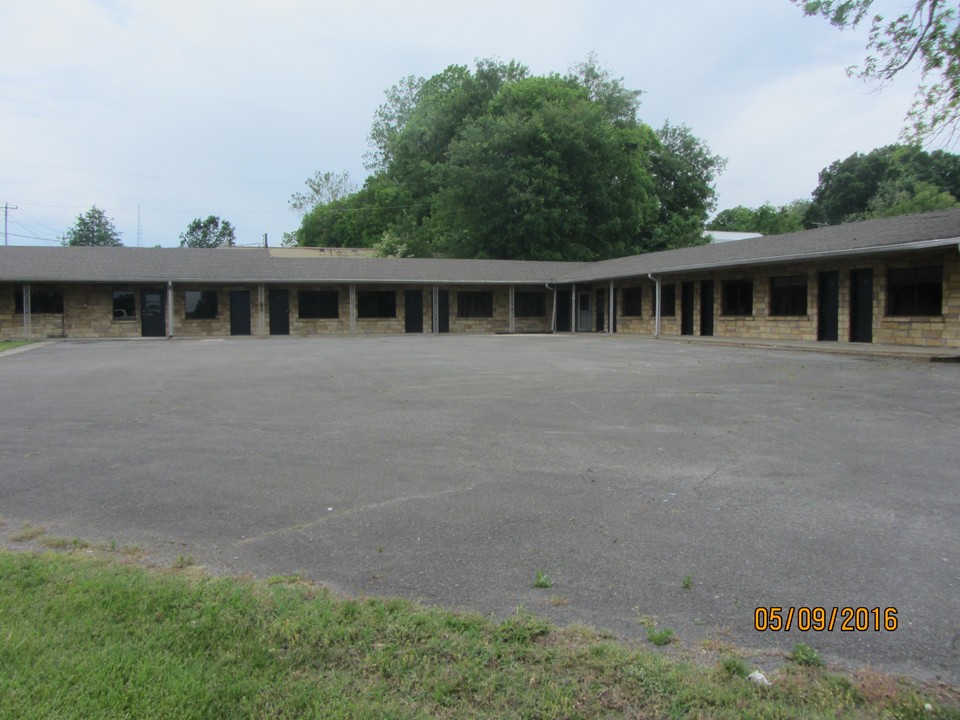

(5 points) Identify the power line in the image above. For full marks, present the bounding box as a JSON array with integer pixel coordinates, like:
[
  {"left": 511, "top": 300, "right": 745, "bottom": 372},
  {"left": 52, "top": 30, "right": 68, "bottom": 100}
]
[
  {"left": 4, "top": 203, "right": 18, "bottom": 246},
  {"left": 3, "top": 159, "right": 304, "bottom": 187},
  {"left": 4, "top": 230, "right": 60, "bottom": 244},
  {"left": 17, "top": 207, "right": 62, "bottom": 235}
]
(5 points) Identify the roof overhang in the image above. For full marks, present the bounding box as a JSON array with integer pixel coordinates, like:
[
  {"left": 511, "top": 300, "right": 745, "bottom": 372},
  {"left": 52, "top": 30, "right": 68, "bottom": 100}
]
[{"left": 561, "top": 236, "right": 960, "bottom": 283}]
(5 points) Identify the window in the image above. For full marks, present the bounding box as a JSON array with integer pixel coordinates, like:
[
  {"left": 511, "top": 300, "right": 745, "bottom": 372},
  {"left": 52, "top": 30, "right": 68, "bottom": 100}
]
[
  {"left": 184, "top": 290, "right": 218, "bottom": 320},
  {"left": 357, "top": 290, "right": 396, "bottom": 318},
  {"left": 457, "top": 291, "right": 493, "bottom": 318},
  {"left": 622, "top": 287, "right": 642, "bottom": 317},
  {"left": 722, "top": 280, "right": 753, "bottom": 316},
  {"left": 299, "top": 290, "right": 339, "bottom": 319},
  {"left": 769, "top": 275, "right": 807, "bottom": 316},
  {"left": 113, "top": 290, "right": 136, "bottom": 320},
  {"left": 887, "top": 266, "right": 942, "bottom": 316},
  {"left": 14, "top": 287, "right": 64, "bottom": 314},
  {"left": 515, "top": 291, "right": 545, "bottom": 317},
  {"left": 654, "top": 284, "right": 676, "bottom": 316}
]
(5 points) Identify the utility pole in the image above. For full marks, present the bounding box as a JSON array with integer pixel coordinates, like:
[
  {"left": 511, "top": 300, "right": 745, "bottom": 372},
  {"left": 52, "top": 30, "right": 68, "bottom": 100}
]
[
  {"left": 263, "top": 233, "right": 268, "bottom": 248},
  {"left": 4, "top": 203, "right": 18, "bottom": 246}
]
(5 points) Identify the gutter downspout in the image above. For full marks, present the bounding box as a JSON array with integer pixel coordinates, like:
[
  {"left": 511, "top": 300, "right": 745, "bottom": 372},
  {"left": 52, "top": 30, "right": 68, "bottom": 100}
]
[
  {"left": 648, "top": 273, "right": 661, "bottom": 339},
  {"left": 545, "top": 283, "right": 557, "bottom": 333}
]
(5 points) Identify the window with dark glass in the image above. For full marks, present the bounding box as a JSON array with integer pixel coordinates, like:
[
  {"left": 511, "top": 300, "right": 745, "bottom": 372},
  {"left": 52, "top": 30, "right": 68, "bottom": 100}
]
[
  {"left": 654, "top": 284, "right": 676, "bottom": 316},
  {"left": 515, "top": 291, "right": 545, "bottom": 317},
  {"left": 721, "top": 280, "right": 753, "bottom": 316},
  {"left": 113, "top": 290, "right": 136, "bottom": 320},
  {"left": 299, "top": 290, "right": 339, "bottom": 319},
  {"left": 887, "top": 266, "right": 942, "bottom": 316},
  {"left": 14, "top": 287, "right": 64, "bottom": 314},
  {"left": 622, "top": 287, "right": 642, "bottom": 317},
  {"left": 357, "top": 290, "right": 396, "bottom": 318},
  {"left": 769, "top": 275, "right": 807, "bottom": 316},
  {"left": 184, "top": 290, "right": 218, "bottom": 320},
  {"left": 457, "top": 291, "right": 493, "bottom": 318}
]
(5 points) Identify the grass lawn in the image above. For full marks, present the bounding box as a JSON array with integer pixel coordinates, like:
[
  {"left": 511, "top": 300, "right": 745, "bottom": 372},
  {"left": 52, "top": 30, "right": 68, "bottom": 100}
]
[
  {"left": 0, "top": 341, "right": 29, "bottom": 353},
  {"left": 0, "top": 547, "right": 957, "bottom": 720}
]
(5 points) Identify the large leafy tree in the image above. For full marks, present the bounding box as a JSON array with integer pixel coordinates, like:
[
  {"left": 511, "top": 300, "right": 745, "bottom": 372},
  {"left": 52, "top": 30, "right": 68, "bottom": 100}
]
[
  {"left": 792, "top": 0, "right": 960, "bottom": 143},
  {"left": 65, "top": 205, "right": 123, "bottom": 247},
  {"left": 708, "top": 200, "right": 810, "bottom": 235},
  {"left": 179, "top": 216, "right": 236, "bottom": 248},
  {"left": 804, "top": 144, "right": 960, "bottom": 225},
  {"left": 291, "top": 57, "right": 725, "bottom": 260},
  {"left": 434, "top": 76, "right": 659, "bottom": 260},
  {"left": 648, "top": 122, "right": 728, "bottom": 250}
]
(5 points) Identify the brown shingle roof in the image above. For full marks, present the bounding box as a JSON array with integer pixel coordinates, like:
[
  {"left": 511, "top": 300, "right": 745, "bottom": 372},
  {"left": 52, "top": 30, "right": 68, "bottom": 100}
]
[
  {"left": 0, "top": 247, "right": 588, "bottom": 284},
  {"left": 557, "top": 207, "right": 960, "bottom": 282},
  {"left": 2, "top": 209, "right": 958, "bottom": 285}
]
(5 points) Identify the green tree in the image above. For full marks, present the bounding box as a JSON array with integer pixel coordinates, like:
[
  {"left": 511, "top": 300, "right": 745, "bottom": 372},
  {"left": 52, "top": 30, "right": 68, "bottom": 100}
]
[
  {"left": 179, "top": 216, "right": 236, "bottom": 248},
  {"left": 434, "top": 76, "right": 659, "bottom": 260},
  {"left": 804, "top": 144, "right": 960, "bottom": 225},
  {"left": 288, "top": 171, "right": 356, "bottom": 217},
  {"left": 864, "top": 177, "right": 958, "bottom": 216},
  {"left": 291, "top": 57, "right": 724, "bottom": 260},
  {"left": 64, "top": 205, "right": 123, "bottom": 247},
  {"left": 288, "top": 174, "right": 409, "bottom": 249},
  {"left": 709, "top": 200, "right": 810, "bottom": 235},
  {"left": 792, "top": 0, "right": 960, "bottom": 143},
  {"left": 647, "top": 122, "right": 727, "bottom": 250}
]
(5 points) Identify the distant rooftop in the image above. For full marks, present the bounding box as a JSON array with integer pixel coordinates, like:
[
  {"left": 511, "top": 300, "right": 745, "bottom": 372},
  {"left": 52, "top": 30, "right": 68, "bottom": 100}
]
[{"left": 705, "top": 231, "right": 764, "bottom": 243}]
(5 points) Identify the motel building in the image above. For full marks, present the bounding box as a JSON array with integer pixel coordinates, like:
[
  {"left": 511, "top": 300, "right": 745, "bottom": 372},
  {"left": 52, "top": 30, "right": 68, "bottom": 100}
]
[{"left": 1, "top": 209, "right": 959, "bottom": 349}]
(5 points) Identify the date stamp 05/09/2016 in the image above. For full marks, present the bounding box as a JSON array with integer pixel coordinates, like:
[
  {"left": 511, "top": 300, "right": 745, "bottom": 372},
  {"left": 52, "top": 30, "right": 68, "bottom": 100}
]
[{"left": 754, "top": 607, "right": 898, "bottom": 633}]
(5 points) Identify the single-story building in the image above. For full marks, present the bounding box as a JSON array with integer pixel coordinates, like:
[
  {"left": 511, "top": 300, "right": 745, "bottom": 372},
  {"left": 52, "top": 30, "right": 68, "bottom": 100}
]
[{"left": 2, "top": 209, "right": 959, "bottom": 348}]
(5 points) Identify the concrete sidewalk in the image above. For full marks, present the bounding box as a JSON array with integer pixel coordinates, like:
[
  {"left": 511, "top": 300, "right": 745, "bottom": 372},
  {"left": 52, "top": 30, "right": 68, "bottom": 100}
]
[{"left": 656, "top": 334, "right": 960, "bottom": 362}]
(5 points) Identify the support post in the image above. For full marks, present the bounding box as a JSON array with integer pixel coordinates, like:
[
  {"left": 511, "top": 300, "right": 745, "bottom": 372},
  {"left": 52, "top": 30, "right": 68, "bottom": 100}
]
[
  {"left": 167, "top": 281, "right": 175, "bottom": 338},
  {"left": 349, "top": 284, "right": 357, "bottom": 334},
  {"left": 22, "top": 283, "right": 31, "bottom": 339},
  {"left": 257, "top": 285, "right": 265, "bottom": 336},
  {"left": 608, "top": 282, "right": 614, "bottom": 334},
  {"left": 651, "top": 275, "right": 662, "bottom": 339},
  {"left": 508, "top": 285, "right": 515, "bottom": 334},
  {"left": 432, "top": 285, "right": 439, "bottom": 334},
  {"left": 570, "top": 285, "right": 576, "bottom": 333}
]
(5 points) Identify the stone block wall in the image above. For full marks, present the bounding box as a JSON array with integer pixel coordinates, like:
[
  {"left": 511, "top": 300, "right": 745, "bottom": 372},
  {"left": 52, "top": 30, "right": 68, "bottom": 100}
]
[
  {"left": 448, "top": 286, "right": 509, "bottom": 334},
  {"left": 875, "top": 250, "right": 959, "bottom": 346},
  {"left": 611, "top": 282, "right": 680, "bottom": 336},
  {"left": 610, "top": 249, "right": 960, "bottom": 347},
  {"left": 2, "top": 283, "right": 149, "bottom": 340},
  {"left": 289, "top": 286, "right": 350, "bottom": 335},
  {"left": 354, "top": 285, "right": 404, "bottom": 334}
]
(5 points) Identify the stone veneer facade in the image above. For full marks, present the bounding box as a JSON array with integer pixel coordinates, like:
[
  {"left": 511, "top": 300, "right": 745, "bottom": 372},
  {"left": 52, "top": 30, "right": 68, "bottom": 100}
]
[{"left": 2, "top": 249, "right": 958, "bottom": 347}]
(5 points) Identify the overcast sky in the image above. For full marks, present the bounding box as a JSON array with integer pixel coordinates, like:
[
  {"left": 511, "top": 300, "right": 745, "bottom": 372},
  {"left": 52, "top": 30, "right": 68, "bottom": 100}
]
[{"left": 0, "top": 0, "right": 930, "bottom": 248}]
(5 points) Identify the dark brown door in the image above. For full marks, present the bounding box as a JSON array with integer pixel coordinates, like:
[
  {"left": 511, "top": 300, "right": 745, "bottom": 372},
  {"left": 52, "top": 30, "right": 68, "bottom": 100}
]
[
  {"left": 818, "top": 271, "right": 839, "bottom": 341},
  {"left": 556, "top": 290, "right": 571, "bottom": 332},
  {"left": 269, "top": 289, "right": 289, "bottom": 335},
  {"left": 437, "top": 290, "right": 449, "bottom": 333},
  {"left": 595, "top": 288, "right": 604, "bottom": 332},
  {"left": 700, "top": 280, "right": 714, "bottom": 336},
  {"left": 140, "top": 289, "right": 165, "bottom": 337},
  {"left": 681, "top": 282, "right": 694, "bottom": 335},
  {"left": 849, "top": 269, "right": 873, "bottom": 343},
  {"left": 405, "top": 290, "right": 423, "bottom": 333},
  {"left": 230, "top": 291, "right": 251, "bottom": 336}
]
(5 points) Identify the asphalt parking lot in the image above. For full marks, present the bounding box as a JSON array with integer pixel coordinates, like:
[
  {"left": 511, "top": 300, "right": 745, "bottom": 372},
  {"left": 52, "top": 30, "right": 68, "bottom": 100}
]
[{"left": 1, "top": 335, "right": 958, "bottom": 684}]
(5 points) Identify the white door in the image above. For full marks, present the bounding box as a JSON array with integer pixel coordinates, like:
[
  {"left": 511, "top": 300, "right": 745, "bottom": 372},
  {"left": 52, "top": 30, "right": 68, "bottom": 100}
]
[{"left": 577, "top": 291, "right": 591, "bottom": 331}]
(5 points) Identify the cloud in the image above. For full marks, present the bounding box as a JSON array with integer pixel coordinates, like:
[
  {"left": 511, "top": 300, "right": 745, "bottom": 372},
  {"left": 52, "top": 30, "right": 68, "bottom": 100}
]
[{"left": 705, "top": 63, "right": 919, "bottom": 208}]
